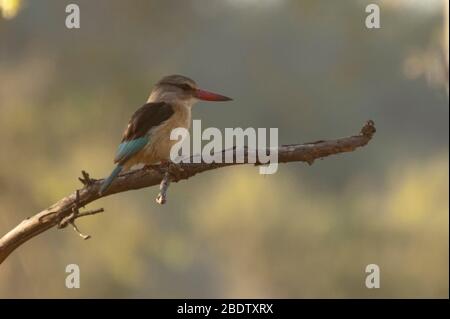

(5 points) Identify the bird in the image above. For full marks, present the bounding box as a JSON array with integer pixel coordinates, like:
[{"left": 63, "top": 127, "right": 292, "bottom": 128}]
[{"left": 99, "top": 74, "right": 232, "bottom": 195}]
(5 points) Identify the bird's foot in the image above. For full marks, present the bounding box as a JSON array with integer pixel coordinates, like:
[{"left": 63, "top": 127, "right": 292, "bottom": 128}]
[
  {"left": 146, "top": 161, "right": 182, "bottom": 178},
  {"left": 167, "top": 162, "right": 185, "bottom": 181},
  {"left": 145, "top": 164, "right": 161, "bottom": 174}
]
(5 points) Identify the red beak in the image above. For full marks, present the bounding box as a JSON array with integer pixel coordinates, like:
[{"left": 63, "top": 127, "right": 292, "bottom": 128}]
[{"left": 194, "top": 88, "right": 232, "bottom": 102}]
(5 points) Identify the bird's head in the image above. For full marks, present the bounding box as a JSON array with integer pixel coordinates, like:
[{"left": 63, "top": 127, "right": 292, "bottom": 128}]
[{"left": 148, "top": 74, "right": 232, "bottom": 106}]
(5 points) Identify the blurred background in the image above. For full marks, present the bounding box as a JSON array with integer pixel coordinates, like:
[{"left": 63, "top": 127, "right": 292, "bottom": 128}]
[{"left": 0, "top": 0, "right": 448, "bottom": 298}]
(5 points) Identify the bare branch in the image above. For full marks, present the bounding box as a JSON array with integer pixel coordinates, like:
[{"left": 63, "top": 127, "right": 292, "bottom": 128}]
[{"left": 0, "top": 121, "right": 376, "bottom": 264}]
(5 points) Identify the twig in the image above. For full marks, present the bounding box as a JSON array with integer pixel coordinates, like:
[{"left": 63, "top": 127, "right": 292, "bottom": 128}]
[
  {"left": 155, "top": 171, "right": 170, "bottom": 205},
  {"left": 78, "top": 170, "right": 96, "bottom": 186},
  {"left": 57, "top": 190, "right": 104, "bottom": 239}
]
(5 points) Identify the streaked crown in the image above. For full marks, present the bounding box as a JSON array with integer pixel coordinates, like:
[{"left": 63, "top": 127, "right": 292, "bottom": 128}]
[{"left": 156, "top": 74, "right": 197, "bottom": 92}]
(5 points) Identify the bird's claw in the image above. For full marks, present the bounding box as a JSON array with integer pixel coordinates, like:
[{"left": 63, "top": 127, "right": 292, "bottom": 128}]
[{"left": 167, "top": 162, "right": 184, "bottom": 181}]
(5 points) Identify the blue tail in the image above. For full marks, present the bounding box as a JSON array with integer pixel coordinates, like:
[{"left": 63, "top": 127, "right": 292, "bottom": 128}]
[{"left": 99, "top": 165, "right": 123, "bottom": 195}]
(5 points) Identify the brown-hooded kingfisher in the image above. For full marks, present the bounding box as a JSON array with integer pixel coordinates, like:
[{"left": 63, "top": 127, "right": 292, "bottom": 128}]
[{"left": 99, "top": 75, "right": 232, "bottom": 195}]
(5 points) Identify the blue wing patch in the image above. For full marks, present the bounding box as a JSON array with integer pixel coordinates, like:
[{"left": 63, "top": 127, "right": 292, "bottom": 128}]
[{"left": 114, "top": 136, "right": 149, "bottom": 164}]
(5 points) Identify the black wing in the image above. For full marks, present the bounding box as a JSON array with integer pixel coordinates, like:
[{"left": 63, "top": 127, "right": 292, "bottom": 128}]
[
  {"left": 113, "top": 102, "right": 174, "bottom": 164},
  {"left": 121, "top": 102, "right": 174, "bottom": 142}
]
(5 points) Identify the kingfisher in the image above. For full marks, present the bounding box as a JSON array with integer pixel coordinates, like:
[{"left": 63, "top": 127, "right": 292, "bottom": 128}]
[{"left": 99, "top": 74, "right": 232, "bottom": 195}]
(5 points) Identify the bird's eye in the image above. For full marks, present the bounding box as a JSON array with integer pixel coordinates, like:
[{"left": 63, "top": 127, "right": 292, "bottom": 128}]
[{"left": 178, "top": 84, "right": 193, "bottom": 91}]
